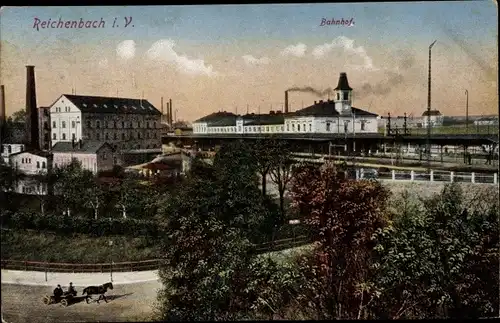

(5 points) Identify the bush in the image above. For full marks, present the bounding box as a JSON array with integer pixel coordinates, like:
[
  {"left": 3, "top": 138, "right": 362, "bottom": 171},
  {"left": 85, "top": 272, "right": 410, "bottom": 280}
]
[{"left": 0, "top": 210, "right": 166, "bottom": 237}]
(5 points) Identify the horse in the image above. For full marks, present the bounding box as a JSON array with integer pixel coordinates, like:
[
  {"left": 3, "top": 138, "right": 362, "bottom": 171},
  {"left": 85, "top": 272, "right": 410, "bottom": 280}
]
[{"left": 82, "top": 282, "right": 113, "bottom": 304}]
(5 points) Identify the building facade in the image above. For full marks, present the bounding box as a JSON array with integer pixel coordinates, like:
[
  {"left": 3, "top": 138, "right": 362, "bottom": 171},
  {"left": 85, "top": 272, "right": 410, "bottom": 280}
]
[
  {"left": 421, "top": 110, "right": 444, "bottom": 127},
  {"left": 193, "top": 73, "right": 379, "bottom": 135},
  {"left": 9, "top": 150, "right": 52, "bottom": 175},
  {"left": 49, "top": 94, "right": 162, "bottom": 151},
  {"left": 52, "top": 140, "right": 115, "bottom": 174},
  {"left": 1, "top": 143, "right": 26, "bottom": 165},
  {"left": 38, "top": 106, "right": 51, "bottom": 150}
]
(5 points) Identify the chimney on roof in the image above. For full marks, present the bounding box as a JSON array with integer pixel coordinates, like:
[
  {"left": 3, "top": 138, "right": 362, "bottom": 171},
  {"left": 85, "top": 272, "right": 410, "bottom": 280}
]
[
  {"left": 0, "top": 85, "right": 5, "bottom": 146},
  {"left": 169, "top": 98, "right": 173, "bottom": 125},
  {"left": 285, "top": 91, "right": 289, "bottom": 113},
  {"left": 26, "top": 66, "right": 39, "bottom": 151},
  {"left": 161, "top": 97, "right": 164, "bottom": 114}
]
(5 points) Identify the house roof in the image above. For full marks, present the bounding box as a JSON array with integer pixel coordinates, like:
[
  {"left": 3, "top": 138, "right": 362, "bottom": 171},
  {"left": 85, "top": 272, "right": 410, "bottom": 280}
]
[
  {"left": 60, "top": 94, "right": 161, "bottom": 115},
  {"left": 51, "top": 140, "right": 112, "bottom": 154},
  {"left": 243, "top": 113, "right": 285, "bottom": 125},
  {"left": 422, "top": 110, "right": 442, "bottom": 116},
  {"left": 194, "top": 111, "right": 238, "bottom": 124},
  {"left": 8, "top": 150, "right": 52, "bottom": 158},
  {"left": 293, "top": 100, "right": 378, "bottom": 117},
  {"left": 334, "top": 72, "right": 353, "bottom": 91}
]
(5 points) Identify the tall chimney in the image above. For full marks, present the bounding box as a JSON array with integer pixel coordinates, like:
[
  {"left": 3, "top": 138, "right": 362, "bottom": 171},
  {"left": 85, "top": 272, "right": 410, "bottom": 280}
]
[
  {"left": 285, "top": 91, "right": 289, "bottom": 113},
  {"left": 161, "top": 97, "right": 164, "bottom": 114},
  {"left": 165, "top": 102, "right": 170, "bottom": 124},
  {"left": 0, "top": 85, "right": 5, "bottom": 145},
  {"left": 26, "top": 66, "right": 39, "bottom": 150},
  {"left": 169, "top": 98, "right": 173, "bottom": 124}
]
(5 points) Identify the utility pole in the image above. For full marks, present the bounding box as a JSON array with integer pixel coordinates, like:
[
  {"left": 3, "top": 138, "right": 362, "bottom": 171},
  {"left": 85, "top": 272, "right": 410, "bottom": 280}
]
[
  {"left": 465, "top": 89, "right": 469, "bottom": 134},
  {"left": 426, "top": 40, "right": 437, "bottom": 172}
]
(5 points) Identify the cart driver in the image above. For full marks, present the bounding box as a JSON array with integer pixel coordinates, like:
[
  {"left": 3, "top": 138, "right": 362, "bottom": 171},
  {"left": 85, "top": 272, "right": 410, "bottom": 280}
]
[
  {"left": 67, "top": 282, "right": 76, "bottom": 295},
  {"left": 53, "top": 284, "right": 63, "bottom": 298}
]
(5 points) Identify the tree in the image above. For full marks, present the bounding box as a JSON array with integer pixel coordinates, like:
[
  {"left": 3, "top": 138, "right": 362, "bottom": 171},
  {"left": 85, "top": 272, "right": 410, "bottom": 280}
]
[
  {"left": 113, "top": 176, "right": 141, "bottom": 219},
  {"left": 268, "top": 140, "right": 295, "bottom": 224},
  {"left": 371, "top": 184, "right": 499, "bottom": 319},
  {"left": 155, "top": 140, "right": 278, "bottom": 320},
  {"left": 31, "top": 170, "right": 53, "bottom": 216},
  {"left": 0, "top": 161, "right": 23, "bottom": 211},
  {"left": 289, "top": 162, "right": 390, "bottom": 319},
  {"left": 83, "top": 177, "right": 105, "bottom": 220},
  {"left": 252, "top": 139, "right": 274, "bottom": 196},
  {"left": 11, "top": 109, "right": 27, "bottom": 123}
]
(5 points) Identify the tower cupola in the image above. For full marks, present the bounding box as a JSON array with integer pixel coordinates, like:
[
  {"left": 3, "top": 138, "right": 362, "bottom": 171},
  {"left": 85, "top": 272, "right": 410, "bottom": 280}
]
[{"left": 334, "top": 72, "right": 353, "bottom": 114}]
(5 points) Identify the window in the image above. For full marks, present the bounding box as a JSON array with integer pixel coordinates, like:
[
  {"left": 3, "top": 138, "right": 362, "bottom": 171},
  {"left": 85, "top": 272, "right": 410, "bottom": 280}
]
[
  {"left": 343, "top": 91, "right": 349, "bottom": 100},
  {"left": 138, "top": 122, "right": 141, "bottom": 128},
  {"left": 105, "top": 133, "right": 109, "bottom": 140},
  {"left": 337, "top": 93, "right": 340, "bottom": 100},
  {"left": 21, "top": 158, "right": 24, "bottom": 164},
  {"left": 102, "top": 152, "right": 107, "bottom": 160},
  {"left": 96, "top": 133, "right": 100, "bottom": 140},
  {"left": 153, "top": 122, "right": 156, "bottom": 128},
  {"left": 138, "top": 133, "right": 141, "bottom": 139},
  {"left": 122, "top": 133, "right": 126, "bottom": 140},
  {"left": 8, "top": 145, "right": 12, "bottom": 154},
  {"left": 37, "top": 161, "right": 40, "bottom": 168},
  {"left": 326, "top": 123, "right": 331, "bottom": 131},
  {"left": 53, "top": 133, "right": 57, "bottom": 140},
  {"left": 361, "top": 121, "right": 366, "bottom": 131},
  {"left": 303, "top": 124, "right": 306, "bottom": 132},
  {"left": 292, "top": 124, "right": 295, "bottom": 131},
  {"left": 309, "top": 124, "right": 312, "bottom": 132},
  {"left": 96, "top": 121, "right": 100, "bottom": 128},
  {"left": 72, "top": 133, "right": 76, "bottom": 140},
  {"left": 71, "top": 121, "right": 76, "bottom": 128},
  {"left": 62, "top": 133, "right": 66, "bottom": 140},
  {"left": 42, "top": 161, "right": 46, "bottom": 169},
  {"left": 344, "top": 122, "right": 348, "bottom": 133},
  {"left": 266, "top": 126, "right": 269, "bottom": 132},
  {"left": 297, "top": 124, "right": 300, "bottom": 131},
  {"left": 146, "top": 122, "right": 149, "bottom": 128},
  {"left": 52, "top": 121, "right": 57, "bottom": 128},
  {"left": 129, "top": 122, "right": 133, "bottom": 128},
  {"left": 287, "top": 124, "right": 290, "bottom": 131},
  {"left": 87, "top": 121, "right": 92, "bottom": 128},
  {"left": 114, "top": 133, "right": 118, "bottom": 140},
  {"left": 29, "top": 158, "right": 31, "bottom": 163},
  {"left": 62, "top": 121, "right": 66, "bottom": 128},
  {"left": 281, "top": 126, "right": 284, "bottom": 131},
  {"left": 114, "top": 121, "right": 117, "bottom": 128},
  {"left": 122, "top": 121, "right": 125, "bottom": 128},
  {"left": 153, "top": 132, "right": 157, "bottom": 139}
]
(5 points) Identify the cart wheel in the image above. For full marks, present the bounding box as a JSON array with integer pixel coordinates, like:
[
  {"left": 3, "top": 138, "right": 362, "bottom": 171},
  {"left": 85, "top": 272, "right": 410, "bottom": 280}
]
[
  {"left": 42, "top": 295, "right": 51, "bottom": 305},
  {"left": 61, "top": 299, "right": 68, "bottom": 307}
]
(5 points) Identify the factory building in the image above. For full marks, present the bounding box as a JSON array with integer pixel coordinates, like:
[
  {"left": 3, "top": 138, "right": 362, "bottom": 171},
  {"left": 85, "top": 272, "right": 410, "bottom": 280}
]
[
  {"left": 49, "top": 94, "right": 163, "bottom": 152},
  {"left": 52, "top": 140, "right": 115, "bottom": 174},
  {"left": 193, "top": 73, "right": 379, "bottom": 135}
]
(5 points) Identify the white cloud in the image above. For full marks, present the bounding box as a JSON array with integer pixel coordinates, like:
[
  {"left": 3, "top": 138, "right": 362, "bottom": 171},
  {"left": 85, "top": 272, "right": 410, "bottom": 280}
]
[
  {"left": 312, "top": 36, "right": 378, "bottom": 71},
  {"left": 116, "top": 40, "right": 136, "bottom": 60},
  {"left": 280, "top": 43, "right": 307, "bottom": 57},
  {"left": 146, "top": 39, "right": 217, "bottom": 77},
  {"left": 242, "top": 55, "right": 271, "bottom": 65}
]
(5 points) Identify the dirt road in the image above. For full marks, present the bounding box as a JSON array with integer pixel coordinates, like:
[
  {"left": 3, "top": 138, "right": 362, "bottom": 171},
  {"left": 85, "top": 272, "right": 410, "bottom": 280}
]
[{"left": 1, "top": 281, "right": 162, "bottom": 323}]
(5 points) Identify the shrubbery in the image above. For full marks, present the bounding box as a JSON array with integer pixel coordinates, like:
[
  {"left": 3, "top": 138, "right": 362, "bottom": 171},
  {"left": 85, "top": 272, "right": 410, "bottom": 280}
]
[{"left": 0, "top": 210, "right": 165, "bottom": 237}]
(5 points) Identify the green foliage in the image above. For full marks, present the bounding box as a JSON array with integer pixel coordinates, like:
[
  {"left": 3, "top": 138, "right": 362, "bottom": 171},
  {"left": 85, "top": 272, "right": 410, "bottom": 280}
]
[
  {"left": 155, "top": 141, "right": 279, "bottom": 321},
  {"left": 372, "top": 183, "right": 499, "bottom": 319}
]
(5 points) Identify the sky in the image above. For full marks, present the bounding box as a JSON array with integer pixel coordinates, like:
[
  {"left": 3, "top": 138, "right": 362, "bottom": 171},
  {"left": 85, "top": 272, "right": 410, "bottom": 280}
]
[{"left": 0, "top": 2, "right": 498, "bottom": 122}]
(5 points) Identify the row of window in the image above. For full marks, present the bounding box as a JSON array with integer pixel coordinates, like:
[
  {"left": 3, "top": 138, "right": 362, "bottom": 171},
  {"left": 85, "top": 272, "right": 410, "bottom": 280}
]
[
  {"left": 21, "top": 158, "right": 47, "bottom": 169},
  {"left": 54, "top": 106, "right": 71, "bottom": 113},
  {"left": 87, "top": 120, "right": 158, "bottom": 129},
  {"left": 52, "top": 131, "right": 158, "bottom": 141},
  {"left": 200, "top": 121, "right": 366, "bottom": 133}
]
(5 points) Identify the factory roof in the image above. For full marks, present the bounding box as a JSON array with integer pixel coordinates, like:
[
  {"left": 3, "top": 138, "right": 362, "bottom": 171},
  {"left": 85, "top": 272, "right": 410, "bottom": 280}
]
[
  {"left": 194, "top": 111, "right": 237, "bottom": 123},
  {"left": 57, "top": 94, "right": 162, "bottom": 115},
  {"left": 293, "top": 100, "right": 378, "bottom": 117},
  {"left": 51, "top": 140, "right": 113, "bottom": 154}
]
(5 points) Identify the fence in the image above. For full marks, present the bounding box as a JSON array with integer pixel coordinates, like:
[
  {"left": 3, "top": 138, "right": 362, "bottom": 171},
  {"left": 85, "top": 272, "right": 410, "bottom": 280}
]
[{"left": 1, "top": 236, "right": 313, "bottom": 274}]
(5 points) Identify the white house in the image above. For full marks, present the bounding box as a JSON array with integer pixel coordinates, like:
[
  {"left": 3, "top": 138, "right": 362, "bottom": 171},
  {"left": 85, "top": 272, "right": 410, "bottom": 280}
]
[
  {"left": 52, "top": 140, "right": 115, "bottom": 174},
  {"left": 474, "top": 117, "right": 498, "bottom": 126},
  {"left": 1, "top": 143, "right": 26, "bottom": 165},
  {"left": 49, "top": 94, "right": 162, "bottom": 151},
  {"left": 192, "top": 73, "right": 379, "bottom": 135},
  {"left": 9, "top": 150, "right": 53, "bottom": 175},
  {"left": 421, "top": 110, "right": 444, "bottom": 127}
]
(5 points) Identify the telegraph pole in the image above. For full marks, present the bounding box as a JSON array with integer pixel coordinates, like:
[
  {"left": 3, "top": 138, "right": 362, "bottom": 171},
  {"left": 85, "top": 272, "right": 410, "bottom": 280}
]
[
  {"left": 465, "top": 90, "right": 469, "bottom": 134},
  {"left": 426, "top": 40, "right": 437, "bottom": 171}
]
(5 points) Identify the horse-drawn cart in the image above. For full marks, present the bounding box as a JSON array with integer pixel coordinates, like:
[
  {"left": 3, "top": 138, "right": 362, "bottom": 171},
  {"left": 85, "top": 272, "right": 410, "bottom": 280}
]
[{"left": 42, "top": 291, "right": 77, "bottom": 307}]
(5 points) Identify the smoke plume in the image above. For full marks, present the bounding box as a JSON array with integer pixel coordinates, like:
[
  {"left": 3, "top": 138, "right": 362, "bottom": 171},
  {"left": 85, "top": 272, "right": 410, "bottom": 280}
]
[
  {"left": 287, "top": 86, "right": 334, "bottom": 98},
  {"left": 356, "top": 52, "right": 416, "bottom": 99}
]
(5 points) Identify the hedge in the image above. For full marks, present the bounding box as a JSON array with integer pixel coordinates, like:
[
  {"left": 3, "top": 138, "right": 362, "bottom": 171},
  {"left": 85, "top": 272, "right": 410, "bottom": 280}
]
[{"left": 0, "top": 210, "right": 166, "bottom": 237}]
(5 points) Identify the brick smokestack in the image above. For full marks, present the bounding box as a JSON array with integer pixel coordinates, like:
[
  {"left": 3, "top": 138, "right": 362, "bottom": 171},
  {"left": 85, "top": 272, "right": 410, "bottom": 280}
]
[
  {"left": 26, "top": 66, "right": 39, "bottom": 150},
  {"left": 0, "top": 85, "right": 5, "bottom": 145},
  {"left": 169, "top": 98, "right": 173, "bottom": 124},
  {"left": 285, "top": 91, "right": 289, "bottom": 113}
]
